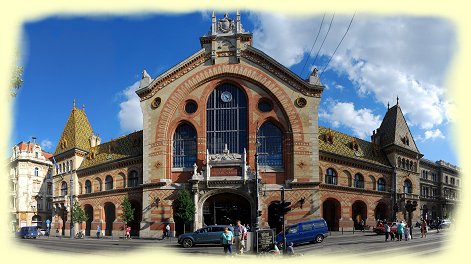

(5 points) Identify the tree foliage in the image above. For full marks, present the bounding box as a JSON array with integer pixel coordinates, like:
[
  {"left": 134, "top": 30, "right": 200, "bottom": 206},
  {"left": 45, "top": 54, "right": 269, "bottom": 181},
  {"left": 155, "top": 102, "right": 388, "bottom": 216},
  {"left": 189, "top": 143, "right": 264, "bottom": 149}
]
[
  {"left": 120, "top": 196, "right": 135, "bottom": 224},
  {"left": 11, "top": 66, "right": 23, "bottom": 97},
  {"left": 174, "top": 189, "right": 195, "bottom": 225},
  {"left": 71, "top": 201, "right": 88, "bottom": 224}
]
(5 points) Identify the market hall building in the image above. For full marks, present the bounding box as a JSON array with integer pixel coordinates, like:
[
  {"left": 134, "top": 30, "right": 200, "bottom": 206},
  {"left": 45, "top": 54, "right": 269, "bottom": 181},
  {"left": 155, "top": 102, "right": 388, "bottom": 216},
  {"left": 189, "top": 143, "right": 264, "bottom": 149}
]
[{"left": 49, "top": 12, "right": 459, "bottom": 238}]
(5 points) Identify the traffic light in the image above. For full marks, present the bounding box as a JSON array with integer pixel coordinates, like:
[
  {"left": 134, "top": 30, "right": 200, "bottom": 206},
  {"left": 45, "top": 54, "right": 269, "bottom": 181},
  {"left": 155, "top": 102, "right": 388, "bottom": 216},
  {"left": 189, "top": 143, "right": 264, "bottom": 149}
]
[
  {"left": 411, "top": 201, "right": 418, "bottom": 211},
  {"left": 257, "top": 210, "right": 262, "bottom": 217},
  {"left": 393, "top": 203, "right": 399, "bottom": 213},
  {"left": 405, "top": 200, "right": 412, "bottom": 212}
]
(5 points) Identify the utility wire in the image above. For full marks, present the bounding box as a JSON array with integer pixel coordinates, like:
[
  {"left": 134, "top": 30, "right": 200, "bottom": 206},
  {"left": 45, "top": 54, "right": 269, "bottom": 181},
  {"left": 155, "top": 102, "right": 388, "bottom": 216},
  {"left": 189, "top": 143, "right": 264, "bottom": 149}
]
[
  {"left": 310, "top": 13, "right": 335, "bottom": 73},
  {"left": 320, "top": 12, "right": 356, "bottom": 74},
  {"left": 300, "top": 13, "right": 326, "bottom": 78}
]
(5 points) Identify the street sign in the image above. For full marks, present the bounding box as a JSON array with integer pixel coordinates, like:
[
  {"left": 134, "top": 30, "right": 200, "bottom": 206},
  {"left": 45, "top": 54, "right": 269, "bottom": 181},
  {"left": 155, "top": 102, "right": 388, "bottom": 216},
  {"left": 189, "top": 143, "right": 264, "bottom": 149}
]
[{"left": 256, "top": 229, "right": 275, "bottom": 253}]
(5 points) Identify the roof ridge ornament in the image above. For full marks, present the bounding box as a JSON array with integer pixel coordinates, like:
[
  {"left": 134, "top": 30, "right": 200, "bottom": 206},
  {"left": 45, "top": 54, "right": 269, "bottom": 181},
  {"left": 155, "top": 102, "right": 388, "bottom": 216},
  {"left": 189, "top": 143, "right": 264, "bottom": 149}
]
[{"left": 139, "top": 69, "right": 152, "bottom": 89}]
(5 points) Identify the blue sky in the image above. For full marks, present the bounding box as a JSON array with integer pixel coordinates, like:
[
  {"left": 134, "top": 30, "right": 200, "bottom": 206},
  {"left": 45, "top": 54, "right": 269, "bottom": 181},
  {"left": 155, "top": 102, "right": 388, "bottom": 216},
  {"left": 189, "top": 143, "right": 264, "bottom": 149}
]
[{"left": 12, "top": 11, "right": 458, "bottom": 165}]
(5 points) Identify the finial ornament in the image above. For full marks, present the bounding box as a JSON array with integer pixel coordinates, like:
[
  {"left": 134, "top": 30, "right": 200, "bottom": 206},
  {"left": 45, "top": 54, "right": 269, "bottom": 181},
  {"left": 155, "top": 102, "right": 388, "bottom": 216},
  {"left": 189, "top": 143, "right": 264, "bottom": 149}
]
[
  {"left": 388, "top": 102, "right": 390, "bottom": 109},
  {"left": 82, "top": 104, "right": 85, "bottom": 111},
  {"left": 397, "top": 96, "right": 399, "bottom": 105},
  {"left": 73, "top": 99, "right": 76, "bottom": 108}
]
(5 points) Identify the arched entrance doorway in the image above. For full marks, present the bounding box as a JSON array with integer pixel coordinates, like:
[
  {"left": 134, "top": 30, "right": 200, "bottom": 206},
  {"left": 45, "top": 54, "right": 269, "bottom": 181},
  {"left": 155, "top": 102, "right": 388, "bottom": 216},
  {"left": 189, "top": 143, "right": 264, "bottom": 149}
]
[
  {"left": 84, "top": 204, "right": 93, "bottom": 236},
  {"left": 61, "top": 207, "right": 67, "bottom": 235},
  {"left": 104, "top": 203, "right": 116, "bottom": 236},
  {"left": 322, "top": 198, "right": 341, "bottom": 231},
  {"left": 32, "top": 215, "right": 42, "bottom": 227},
  {"left": 202, "top": 193, "right": 251, "bottom": 227},
  {"left": 128, "top": 200, "right": 141, "bottom": 237},
  {"left": 352, "top": 200, "right": 367, "bottom": 230},
  {"left": 268, "top": 201, "right": 282, "bottom": 233},
  {"left": 374, "top": 202, "right": 388, "bottom": 221}
]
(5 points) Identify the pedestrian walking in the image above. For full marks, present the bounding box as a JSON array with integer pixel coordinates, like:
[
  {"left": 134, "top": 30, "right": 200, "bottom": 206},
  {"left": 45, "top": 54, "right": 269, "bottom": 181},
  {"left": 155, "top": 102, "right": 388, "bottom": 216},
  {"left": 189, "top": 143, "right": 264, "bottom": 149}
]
[
  {"left": 96, "top": 225, "right": 101, "bottom": 239},
  {"left": 166, "top": 224, "right": 171, "bottom": 239},
  {"left": 126, "top": 226, "right": 131, "bottom": 239},
  {"left": 360, "top": 219, "right": 365, "bottom": 232},
  {"left": 384, "top": 222, "right": 391, "bottom": 241},
  {"left": 234, "top": 220, "right": 247, "bottom": 254},
  {"left": 421, "top": 219, "right": 427, "bottom": 238},
  {"left": 397, "top": 221, "right": 405, "bottom": 241},
  {"left": 220, "top": 226, "right": 234, "bottom": 256},
  {"left": 404, "top": 224, "right": 410, "bottom": 241}
]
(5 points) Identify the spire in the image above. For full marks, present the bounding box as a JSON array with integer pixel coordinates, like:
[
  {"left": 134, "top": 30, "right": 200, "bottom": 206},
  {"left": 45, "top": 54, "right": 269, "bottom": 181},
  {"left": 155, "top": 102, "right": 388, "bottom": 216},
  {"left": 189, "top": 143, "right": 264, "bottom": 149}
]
[
  {"left": 397, "top": 96, "right": 399, "bottom": 106},
  {"left": 387, "top": 102, "right": 390, "bottom": 109},
  {"left": 73, "top": 99, "right": 76, "bottom": 108},
  {"left": 211, "top": 10, "right": 216, "bottom": 35}
]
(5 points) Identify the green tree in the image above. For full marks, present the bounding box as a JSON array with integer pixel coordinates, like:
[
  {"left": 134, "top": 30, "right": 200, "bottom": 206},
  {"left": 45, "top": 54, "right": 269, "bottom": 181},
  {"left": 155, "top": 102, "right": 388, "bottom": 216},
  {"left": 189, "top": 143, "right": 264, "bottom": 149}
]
[
  {"left": 11, "top": 66, "right": 23, "bottom": 97},
  {"left": 174, "top": 189, "right": 195, "bottom": 232},
  {"left": 120, "top": 196, "right": 135, "bottom": 225},
  {"left": 71, "top": 201, "right": 88, "bottom": 233}
]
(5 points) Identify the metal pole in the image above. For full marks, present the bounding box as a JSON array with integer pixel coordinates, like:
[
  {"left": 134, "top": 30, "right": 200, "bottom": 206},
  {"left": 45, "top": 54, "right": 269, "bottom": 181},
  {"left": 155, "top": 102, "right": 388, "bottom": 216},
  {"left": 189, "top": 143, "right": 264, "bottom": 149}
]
[
  {"left": 254, "top": 124, "right": 260, "bottom": 231},
  {"left": 69, "top": 167, "right": 74, "bottom": 239},
  {"left": 281, "top": 187, "right": 286, "bottom": 253}
]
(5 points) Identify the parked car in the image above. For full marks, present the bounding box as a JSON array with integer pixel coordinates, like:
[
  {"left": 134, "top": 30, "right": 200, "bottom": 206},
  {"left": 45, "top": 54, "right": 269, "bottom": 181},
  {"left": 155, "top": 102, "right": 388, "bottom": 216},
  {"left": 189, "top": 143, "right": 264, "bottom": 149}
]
[
  {"left": 438, "top": 219, "right": 452, "bottom": 229},
  {"left": 38, "top": 229, "right": 47, "bottom": 236},
  {"left": 275, "top": 219, "right": 328, "bottom": 247},
  {"left": 178, "top": 225, "right": 234, "bottom": 248},
  {"left": 17, "top": 226, "right": 39, "bottom": 239},
  {"left": 373, "top": 222, "right": 398, "bottom": 234}
]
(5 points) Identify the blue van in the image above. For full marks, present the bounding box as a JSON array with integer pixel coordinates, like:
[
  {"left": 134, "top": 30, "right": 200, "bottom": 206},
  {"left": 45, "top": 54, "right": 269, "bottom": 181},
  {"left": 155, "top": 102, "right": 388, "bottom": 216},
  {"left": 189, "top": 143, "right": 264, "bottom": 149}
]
[
  {"left": 276, "top": 219, "right": 328, "bottom": 246},
  {"left": 17, "top": 226, "right": 39, "bottom": 239}
]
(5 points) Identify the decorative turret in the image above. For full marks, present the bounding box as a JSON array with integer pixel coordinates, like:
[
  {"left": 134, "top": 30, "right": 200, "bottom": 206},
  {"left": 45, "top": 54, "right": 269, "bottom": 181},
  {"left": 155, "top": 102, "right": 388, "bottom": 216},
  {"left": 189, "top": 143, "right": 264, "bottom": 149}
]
[{"left": 200, "top": 11, "right": 252, "bottom": 65}]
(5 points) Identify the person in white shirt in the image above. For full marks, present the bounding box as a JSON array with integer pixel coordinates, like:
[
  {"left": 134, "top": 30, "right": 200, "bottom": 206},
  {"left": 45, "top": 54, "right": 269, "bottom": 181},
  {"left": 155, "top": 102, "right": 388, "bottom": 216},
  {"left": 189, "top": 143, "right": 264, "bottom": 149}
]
[{"left": 234, "top": 220, "right": 247, "bottom": 254}]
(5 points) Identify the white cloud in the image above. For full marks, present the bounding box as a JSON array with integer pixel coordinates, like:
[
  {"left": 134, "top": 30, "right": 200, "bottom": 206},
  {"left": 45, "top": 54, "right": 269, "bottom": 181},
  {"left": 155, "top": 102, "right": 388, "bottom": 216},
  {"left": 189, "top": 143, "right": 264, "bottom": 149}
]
[
  {"left": 319, "top": 101, "right": 382, "bottom": 139},
  {"left": 249, "top": 13, "right": 455, "bottom": 130},
  {"left": 424, "top": 129, "right": 445, "bottom": 141},
  {"left": 118, "top": 81, "right": 143, "bottom": 132},
  {"left": 40, "top": 139, "right": 53, "bottom": 150}
]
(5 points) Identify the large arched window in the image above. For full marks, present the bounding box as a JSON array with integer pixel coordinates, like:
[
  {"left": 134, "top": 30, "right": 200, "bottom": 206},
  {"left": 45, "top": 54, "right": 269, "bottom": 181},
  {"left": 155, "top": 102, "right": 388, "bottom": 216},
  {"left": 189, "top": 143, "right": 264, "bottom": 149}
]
[
  {"left": 105, "top": 176, "right": 113, "bottom": 191},
  {"left": 257, "top": 122, "right": 283, "bottom": 167},
  {"left": 61, "top": 181, "right": 68, "bottom": 196},
  {"left": 404, "top": 179, "right": 412, "bottom": 194},
  {"left": 128, "top": 171, "right": 139, "bottom": 187},
  {"left": 377, "top": 178, "right": 386, "bottom": 191},
  {"left": 354, "top": 173, "right": 364, "bottom": 189},
  {"left": 325, "top": 168, "right": 337, "bottom": 185},
  {"left": 173, "top": 124, "right": 197, "bottom": 168},
  {"left": 85, "top": 180, "right": 92, "bottom": 194},
  {"left": 207, "top": 83, "right": 247, "bottom": 154}
]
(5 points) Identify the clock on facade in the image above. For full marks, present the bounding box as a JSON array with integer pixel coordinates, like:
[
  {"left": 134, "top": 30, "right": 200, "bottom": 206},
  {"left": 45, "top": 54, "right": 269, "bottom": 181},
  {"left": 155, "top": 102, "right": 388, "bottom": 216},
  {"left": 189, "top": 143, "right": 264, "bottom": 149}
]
[{"left": 221, "top": 91, "right": 233, "bottom": 102}]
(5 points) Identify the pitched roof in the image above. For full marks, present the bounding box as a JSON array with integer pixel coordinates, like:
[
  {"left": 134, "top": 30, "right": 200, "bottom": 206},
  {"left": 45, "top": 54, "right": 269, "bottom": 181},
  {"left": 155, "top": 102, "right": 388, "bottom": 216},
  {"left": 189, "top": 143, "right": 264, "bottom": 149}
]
[
  {"left": 375, "top": 104, "right": 420, "bottom": 153},
  {"left": 78, "top": 130, "right": 143, "bottom": 170},
  {"left": 318, "top": 126, "right": 391, "bottom": 167},
  {"left": 54, "top": 106, "right": 94, "bottom": 155}
]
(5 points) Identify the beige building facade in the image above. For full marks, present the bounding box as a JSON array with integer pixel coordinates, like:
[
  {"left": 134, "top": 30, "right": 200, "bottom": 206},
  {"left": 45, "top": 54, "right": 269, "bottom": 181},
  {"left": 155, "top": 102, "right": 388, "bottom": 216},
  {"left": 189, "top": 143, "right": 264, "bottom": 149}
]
[{"left": 9, "top": 140, "right": 53, "bottom": 231}]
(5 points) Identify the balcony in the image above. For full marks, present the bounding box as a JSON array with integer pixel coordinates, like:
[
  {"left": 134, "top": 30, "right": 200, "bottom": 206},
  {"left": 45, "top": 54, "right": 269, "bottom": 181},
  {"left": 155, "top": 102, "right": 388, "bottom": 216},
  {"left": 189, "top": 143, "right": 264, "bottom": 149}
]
[{"left": 399, "top": 193, "right": 420, "bottom": 200}]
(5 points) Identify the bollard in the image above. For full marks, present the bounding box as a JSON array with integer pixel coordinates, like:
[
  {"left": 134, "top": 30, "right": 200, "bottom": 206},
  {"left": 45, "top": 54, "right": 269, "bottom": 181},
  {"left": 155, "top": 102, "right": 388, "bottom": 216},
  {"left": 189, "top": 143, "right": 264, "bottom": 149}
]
[{"left": 353, "top": 227, "right": 355, "bottom": 234}]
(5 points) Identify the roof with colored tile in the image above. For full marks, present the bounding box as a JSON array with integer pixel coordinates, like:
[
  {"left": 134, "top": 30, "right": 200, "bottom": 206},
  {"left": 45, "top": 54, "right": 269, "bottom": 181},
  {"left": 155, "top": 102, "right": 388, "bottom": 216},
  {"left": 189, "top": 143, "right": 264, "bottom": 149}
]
[
  {"left": 78, "top": 130, "right": 143, "bottom": 170},
  {"left": 318, "top": 126, "right": 391, "bottom": 167},
  {"left": 54, "top": 105, "right": 94, "bottom": 155}
]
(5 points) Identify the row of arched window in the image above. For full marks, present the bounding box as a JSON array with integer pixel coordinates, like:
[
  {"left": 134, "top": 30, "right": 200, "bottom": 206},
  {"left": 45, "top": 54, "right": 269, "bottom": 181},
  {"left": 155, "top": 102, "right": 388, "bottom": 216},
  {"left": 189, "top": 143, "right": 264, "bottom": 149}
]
[
  {"left": 172, "top": 83, "right": 284, "bottom": 168},
  {"left": 60, "top": 170, "right": 141, "bottom": 196},
  {"left": 56, "top": 160, "right": 73, "bottom": 175},
  {"left": 398, "top": 157, "right": 416, "bottom": 172},
  {"left": 324, "top": 168, "right": 386, "bottom": 191},
  {"left": 324, "top": 168, "right": 413, "bottom": 194}
]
